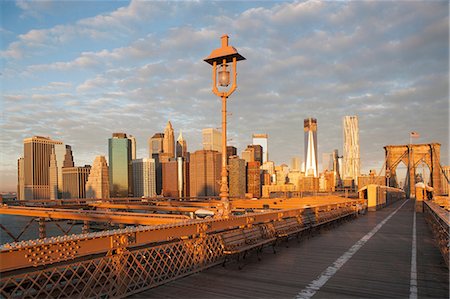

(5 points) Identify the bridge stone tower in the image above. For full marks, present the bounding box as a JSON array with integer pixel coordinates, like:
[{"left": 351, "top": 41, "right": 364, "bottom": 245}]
[{"left": 384, "top": 143, "right": 441, "bottom": 198}]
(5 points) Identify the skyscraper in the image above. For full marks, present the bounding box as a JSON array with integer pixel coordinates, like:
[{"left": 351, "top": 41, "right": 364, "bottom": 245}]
[
  {"left": 163, "top": 121, "right": 175, "bottom": 158},
  {"left": 17, "top": 157, "right": 25, "bottom": 200},
  {"left": 343, "top": 115, "right": 360, "bottom": 183},
  {"left": 149, "top": 133, "right": 164, "bottom": 156},
  {"left": 176, "top": 131, "right": 187, "bottom": 158},
  {"left": 189, "top": 150, "right": 221, "bottom": 197},
  {"left": 229, "top": 156, "right": 246, "bottom": 198},
  {"left": 291, "top": 157, "right": 301, "bottom": 171},
  {"left": 49, "top": 148, "right": 58, "bottom": 200},
  {"left": 132, "top": 158, "right": 156, "bottom": 198},
  {"left": 162, "top": 158, "right": 189, "bottom": 197},
  {"left": 226, "top": 146, "right": 237, "bottom": 160},
  {"left": 108, "top": 133, "right": 133, "bottom": 197},
  {"left": 86, "top": 156, "right": 110, "bottom": 199},
  {"left": 129, "top": 135, "right": 137, "bottom": 160},
  {"left": 202, "top": 128, "right": 222, "bottom": 152},
  {"left": 149, "top": 133, "right": 164, "bottom": 194},
  {"left": 247, "top": 144, "right": 263, "bottom": 164},
  {"left": 241, "top": 147, "right": 255, "bottom": 163},
  {"left": 63, "top": 145, "right": 74, "bottom": 167},
  {"left": 304, "top": 118, "right": 318, "bottom": 177},
  {"left": 62, "top": 166, "right": 91, "bottom": 199},
  {"left": 23, "top": 136, "right": 64, "bottom": 199},
  {"left": 247, "top": 161, "right": 261, "bottom": 198},
  {"left": 252, "top": 134, "right": 268, "bottom": 163}
]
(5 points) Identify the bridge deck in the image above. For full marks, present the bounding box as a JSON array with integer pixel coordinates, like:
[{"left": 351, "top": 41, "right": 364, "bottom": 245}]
[{"left": 130, "top": 199, "right": 448, "bottom": 298}]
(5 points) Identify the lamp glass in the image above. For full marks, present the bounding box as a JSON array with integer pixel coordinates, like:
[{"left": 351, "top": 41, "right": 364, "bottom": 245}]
[{"left": 218, "top": 68, "right": 230, "bottom": 87}]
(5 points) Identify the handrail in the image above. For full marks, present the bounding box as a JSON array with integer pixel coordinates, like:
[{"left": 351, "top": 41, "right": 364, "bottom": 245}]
[
  {"left": 423, "top": 200, "right": 449, "bottom": 267},
  {"left": 0, "top": 199, "right": 366, "bottom": 273}
]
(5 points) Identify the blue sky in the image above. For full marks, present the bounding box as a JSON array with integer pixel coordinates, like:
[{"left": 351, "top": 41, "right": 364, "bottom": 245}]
[{"left": 1, "top": 0, "right": 448, "bottom": 191}]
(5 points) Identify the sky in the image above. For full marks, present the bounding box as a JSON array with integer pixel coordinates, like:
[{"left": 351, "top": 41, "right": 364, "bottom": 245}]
[{"left": 0, "top": 0, "right": 448, "bottom": 192}]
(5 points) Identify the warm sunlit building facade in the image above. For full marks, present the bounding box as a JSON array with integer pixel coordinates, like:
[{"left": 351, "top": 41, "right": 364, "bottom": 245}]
[
  {"left": 343, "top": 115, "right": 360, "bottom": 184},
  {"left": 304, "top": 118, "right": 318, "bottom": 178},
  {"left": 202, "top": 128, "right": 222, "bottom": 153},
  {"left": 85, "top": 156, "right": 110, "bottom": 199},
  {"left": 23, "top": 136, "right": 64, "bottom": 200},
  {"left": 62, "top": 166, "right": 91, "bottom": 199},
  {"left": 189, "top": 150, "right": 221, "bottom": 197},
  {"left": 132, "top": 158, "right": 156, "bottom": 198},
  {"left": 252, "top": 134, "right": 268, "bottom": 163}
]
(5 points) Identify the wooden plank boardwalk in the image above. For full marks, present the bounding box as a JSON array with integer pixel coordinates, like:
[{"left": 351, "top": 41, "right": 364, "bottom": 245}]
[{"left": 130, "top": 199, "right": 449, "bottom": 298}]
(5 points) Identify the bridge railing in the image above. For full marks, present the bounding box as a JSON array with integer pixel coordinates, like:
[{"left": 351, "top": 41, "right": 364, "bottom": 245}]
[
  {"left": 0, "top": 199, "right": 365, "bottom": 299},
  {"left": 423, "top": 200, "right": 449, "bottom": 268}
]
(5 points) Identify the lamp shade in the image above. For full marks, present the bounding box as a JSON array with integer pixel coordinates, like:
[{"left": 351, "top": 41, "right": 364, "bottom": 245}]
[{"left": 204, "top": 35, "right": 246, "bottom": 65}]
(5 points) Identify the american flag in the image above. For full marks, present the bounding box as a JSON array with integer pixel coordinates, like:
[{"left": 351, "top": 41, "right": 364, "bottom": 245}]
[{"left": 410, "top": 131, "right": 420, "bottom": 138}]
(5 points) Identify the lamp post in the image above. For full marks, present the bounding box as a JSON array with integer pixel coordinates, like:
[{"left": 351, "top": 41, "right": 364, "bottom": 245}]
[{"left": 204, "top": 35, "right": 246, "bottom": 217}]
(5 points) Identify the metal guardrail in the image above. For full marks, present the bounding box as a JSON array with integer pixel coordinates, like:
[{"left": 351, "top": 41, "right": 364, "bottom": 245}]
[
  {"left": 0, "top": 200, "right": 365, "bottom": 298},
  {"left": 423, "top": 200, "right": 449, "bottom": 267}
]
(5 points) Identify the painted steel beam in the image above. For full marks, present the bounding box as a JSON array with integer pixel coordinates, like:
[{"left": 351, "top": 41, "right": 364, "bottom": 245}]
[
  {"left": 0, "top": 206, "right": 189, "bottom": 225},
  {"left": 0, "top": 199, "right": 366, "bottom": 273}
]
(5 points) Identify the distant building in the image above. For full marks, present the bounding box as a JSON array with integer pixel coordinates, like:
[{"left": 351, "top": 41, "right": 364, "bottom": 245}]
[
  {"left": 17, "top": 157, "right": 25, "bottom": 200},
  {"left": 162, "top": 160, "right": 178, "bottom": 197},
  {"left": 129, "top": 135, "right": 137, "bottom": 160},
  {"left": 23, "top": 136, "right": 65, "bottom": 199},
  {"left": 163, "top": 121, "right": 175, "bottom": 159},
  {"left": 275, "top": 164, "right": 289, "bottom": 185},
  {"left": 252, "top": 134, "right": 268, "bottom": 163},
  {"left": 176, "top": 131, "right": 188, "bottom": 159},
  {"left": 304, "top": 118, "right": 318, "bottom": 177},
  {"left": 202, "top": 128, "right": 222, "bottom": 152},
  {"left": 343, "top": 116, "right": 360, "bottom": 184},
  {"left": 177, "top": 157, "right": 190, "bottom": 197},
  {"left": 109, "top": 133, "right": 133, "bottom": 197},
  {"left": 247, "top": 144, "right": 263, "bottom": 164},
  {"left": 189, "top": 150, "right": 221, "bottom": 197},
  {"left": 162, "top": 158, "right": 189, "bottom": 197},
  {"left": 299, "top": 176, "right": 319, "bottom": 192},
  {"left": 229, "top": 156, "right": 246, "bottom": 198},
  {"left": 63, "top": 145, "right": 74, "bottom": 167},
  {"left": 49, "top": 148, "right": 58, "bottom": 200},
  {"left": 149, "top": 133, "right": 164, "bottom": 156},
  {"left": 132, "top": 158, "right": 156, "bottom": 198},
  {"left": 85, "top": 156, "right": 110, "bottom": 199},
  {"left": 291, "top": 157, "right": 301, "bottom": 171},
  {"left": 227, "top": 146, "right": 237, "bottom": 161},
  {"left": 247, "top": 161, "right": 261, "bottom": 198},
  {"left": 62, "top": 166, "right": 91, "bottom": 199},
  {"left": 149, "top": 132, "right": 165, "bottom": 195},
  {"left": 333, "top": 149, "right": 342, "bottom": 186},
  {"left": 241, "top": 147, "right": 255, "bottom": 163},
  {"left": 287, "top": 170, "right": 302, "bottom": 189}
]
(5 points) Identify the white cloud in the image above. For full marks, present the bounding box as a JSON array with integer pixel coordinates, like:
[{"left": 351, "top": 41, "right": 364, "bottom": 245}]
[{"left": 0, "top": 1, "right": 448, "bottom": 191}]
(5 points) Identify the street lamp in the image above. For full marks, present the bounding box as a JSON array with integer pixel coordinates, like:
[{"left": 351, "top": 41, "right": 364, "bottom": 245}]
[{"left": 204, "top": 35, "right": 246, "bottom": 217}]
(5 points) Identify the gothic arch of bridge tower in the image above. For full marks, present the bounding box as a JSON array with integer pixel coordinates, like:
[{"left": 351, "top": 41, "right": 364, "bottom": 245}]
[{"left": 384, "top": 143, "right": 442, "bottom": 198}]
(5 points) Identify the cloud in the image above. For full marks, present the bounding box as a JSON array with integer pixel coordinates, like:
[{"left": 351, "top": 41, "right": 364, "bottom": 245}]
[
  {"left": 0, "top": 1, "right": 448, "bottom": 192},
  {"left": 1, "top": 0, "right": 164, "bottom": 60}
]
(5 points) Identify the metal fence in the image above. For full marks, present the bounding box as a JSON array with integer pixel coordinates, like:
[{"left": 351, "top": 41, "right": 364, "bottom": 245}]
[
  {"left": 423, "top": 200, "right": 449, "bottom": 267},
  {"left": 0, "top": 200, "right": 364, "bottom": 298}
]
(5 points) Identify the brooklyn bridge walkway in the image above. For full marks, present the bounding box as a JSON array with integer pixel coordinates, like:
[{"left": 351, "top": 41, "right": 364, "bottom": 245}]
[{"left": 131, "top": 199, "right": 449, "bottom": 298}]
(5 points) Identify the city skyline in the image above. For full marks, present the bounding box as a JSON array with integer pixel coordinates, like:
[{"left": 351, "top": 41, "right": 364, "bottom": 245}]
[{"left": 1, "top": 1, "right": 448, "bottom": 191}]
